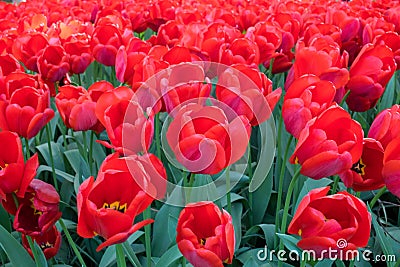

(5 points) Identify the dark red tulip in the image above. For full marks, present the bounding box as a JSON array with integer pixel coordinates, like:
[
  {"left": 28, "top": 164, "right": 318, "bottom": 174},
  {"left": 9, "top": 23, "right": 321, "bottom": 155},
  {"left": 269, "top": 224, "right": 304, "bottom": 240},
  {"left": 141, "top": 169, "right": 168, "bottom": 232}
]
[
  {"left": 176, "top": 201, "right": 235, "bottom": 267},
  {"left": 282, "top": 75, "right": 336, "bottom": 138},
  {"left": 22, "top": 225, "right": 61, "bottom": 259},
  {"left": 77, "top": 153, "right": 166, "bottom": 251},
  {"left": 166, "top": 103, "right": 251, "bottom": 174},
  {"left": 290, "top": 105, "right": 363, "bottom": 179},
  {"left": 288, "top": 187, "right": 371, "bottom": 260},
  {"left": 0, "top": 131, "right": 38, "bottom": 200},
  {"left": 368, "top": 104, "right": 400, "bottom": 149},
  {"left": 339, "top": 138, "right": 385, "bottom": 191},
  {"left": 90, "top": 25, "right": 125, "bottom": 66},
  {"left": 13, "top": 179, "right": 62, "bottom": 236}
]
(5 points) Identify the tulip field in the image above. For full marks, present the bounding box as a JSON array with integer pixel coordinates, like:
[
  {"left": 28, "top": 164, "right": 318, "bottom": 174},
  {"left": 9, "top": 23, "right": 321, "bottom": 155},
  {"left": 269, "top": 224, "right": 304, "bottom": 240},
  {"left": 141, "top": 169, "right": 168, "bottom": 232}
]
[{"left": 1, "top": 0, "right": 400, "bottom": 266}]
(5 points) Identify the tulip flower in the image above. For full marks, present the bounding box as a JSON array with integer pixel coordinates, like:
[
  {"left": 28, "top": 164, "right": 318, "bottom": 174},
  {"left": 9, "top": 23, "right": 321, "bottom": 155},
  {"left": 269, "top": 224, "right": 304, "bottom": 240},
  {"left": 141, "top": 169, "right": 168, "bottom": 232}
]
[
  {"left": 176, "top": 201, "right": 235, "bottom": 267},
  {"left": 368, "top": 104, "right": 400, "bottom": 149},
  {"left": 282, "top": 75, "right": 336, "bottom": 138},
  {"left": 290, "top": 104, "right": 363, "bottom": 179},
  {"left": 382, "top": 138, "right": 400, "bottom": 198},
  {"left": 166, "top": 103, "right": 251, "bottom": 174},
  {"left": 345, "top": 44, "right": 396, "bottom": 112},
  {"left": 13, "top": 179, "right": 62, "bottom": 236},
  {"left": 37, "top": 45, "right": 70, "bottom": 83},
  {"left": 90, "top": 25, "right": 125, "bottom": 66},
  {"left": 22, "top": 225, "right": 61, "bottom": 259},
  {"left": 216, "top": 64, "right": 281, "bottom": 126},
  {"left": 288, "top": 187, "right": 371, "bottom": 259},
  {"left": 55, "top": 85, "right": 102, "bottom": 133},
  {"left": 0, "top": 85, "right": 54, "bottom": 139},
  {"left": 12, "top": 32, "right": 48, "bottom": 72},
  {"left": 77, "top": 153, "right": 166, "bottom": 251},
  {"left": 0, "top": 131, "right": 38, "bottom": 200},
  {"left": 339, "top": 138, "right": 385, "bottom": 191}
]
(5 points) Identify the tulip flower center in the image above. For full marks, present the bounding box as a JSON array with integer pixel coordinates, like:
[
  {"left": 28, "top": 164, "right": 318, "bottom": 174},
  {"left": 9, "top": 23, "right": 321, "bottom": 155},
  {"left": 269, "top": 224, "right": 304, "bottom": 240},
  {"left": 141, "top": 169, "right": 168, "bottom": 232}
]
[
  {"left": 30, "top": 197, "right": 43, "bottom": 216},
  {"left": 102, "top": 201, "right": 127, "bottom": 213},
  {"left": 199, "top": 238, "right": 207, "bottom": 246},
  {"left": 351, "top": 158, "right": 366, "bottom": 175},
  {"left": 0, "top": 163, "right": 8, "bottom": 171},
  {"left": 39, "top": 241, "right": 53, "bottom": 249}
]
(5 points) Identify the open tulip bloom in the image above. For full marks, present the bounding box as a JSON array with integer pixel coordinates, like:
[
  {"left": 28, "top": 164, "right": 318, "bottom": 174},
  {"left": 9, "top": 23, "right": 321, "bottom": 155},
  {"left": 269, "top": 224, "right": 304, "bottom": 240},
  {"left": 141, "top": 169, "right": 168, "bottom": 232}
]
[{"left": 0, "top": 0, "right": 400, "bottom": 266}]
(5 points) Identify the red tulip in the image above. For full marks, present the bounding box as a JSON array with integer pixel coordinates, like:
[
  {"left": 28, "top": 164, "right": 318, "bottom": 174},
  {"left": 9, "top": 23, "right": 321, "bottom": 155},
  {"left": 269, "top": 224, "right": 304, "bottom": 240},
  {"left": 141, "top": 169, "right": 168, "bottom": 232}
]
[
  {"left": 12, "top": 33, "right": 48, "bottom": 72},
  {"left": 374, "top": 32, "right": 400, "bottom": 70},
  {"left": 345, "top": 44, "right": 396, "bottom": 112},
  {"left": 0, "top": 131, "right": 38, "bottom": 200},
  {"left": 216, "top": 64, "right": 281, "bottom": 126},
  {"left": 0, "top": 85, "right": 54, "bottom": 139},
  {"left": 176, "top": 201, "right": 235, "bottom": 267},
  {"left": 55, "top": 85, "right": 101, "bottom": 133},
  {"left": 37, "top": 45, "right": 70, "bottom": 83},
  {"left": 368, "top": 104, "right": 400, "bottom": 149},
  {"left": 166, "top": 103, "right": 251, "bottom": 174},
  {"left": 22, "top": 225, "right": 61, "bottom": 259},
  {"left": 288, "top": 187, "right": 371, "bottom": 260},
  {"left": 339, "top": 138, "right": 385, "bottom": 191},
  {"left": 90, "top": 25, "right": 125, "bottom": 66},
  {"left": 77, "top": 153, "right": 166, "bottom": 251},
  {"left": 99, "top": 99, "right": 154, "bottom": 155},
  {"left": 0, "top": 54, "right": 23, "bottom": 78},
  {"left": 219, "top": 38, "right": 260, "bottom": 66},
  {"left": 382, "top": 138, "right": 400, "bottom": 198},
  {"left": 64, "top": 35, "right": 94, "bottom": 75},
  {"left": 282, "top": 75, "right": 336, "bottom": 138},
  {"left": 13, "top": 179, "right": 62, "bottom": 236},
  {"left": 290, "top": 105, "right": 363, "bottom": 179}
]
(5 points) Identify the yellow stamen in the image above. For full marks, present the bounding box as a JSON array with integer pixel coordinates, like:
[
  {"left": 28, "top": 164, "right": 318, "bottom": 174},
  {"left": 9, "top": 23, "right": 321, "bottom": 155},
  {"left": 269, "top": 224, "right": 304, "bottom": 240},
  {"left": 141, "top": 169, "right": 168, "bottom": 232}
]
[
  {"left": 351, "top": 158, "right": 366, "bottom": 175},
  {"left": 102, "top": 201, "right": 127, "bottom": 213},
  {"left": 298, "top": 229, "right": 302, "bottom": 236},
  {"left": 0, "top": 163, "right": 8, "bottom": 171}
]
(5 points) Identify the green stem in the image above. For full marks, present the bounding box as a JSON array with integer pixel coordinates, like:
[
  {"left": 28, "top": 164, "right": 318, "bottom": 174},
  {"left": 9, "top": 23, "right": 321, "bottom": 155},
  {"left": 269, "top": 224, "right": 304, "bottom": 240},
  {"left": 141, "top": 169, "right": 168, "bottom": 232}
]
[
  {"left": 274, "top": 135, "right": 293, "bottom": 247},
  {"left": 59, "top": 219, "right": 87, "bottom": 267},
  {"left": 122, "top": 241, "right": 141, "bottom": 267},
  {"left": 88, "top": 131, "right": 95, "bottom": 176},
  {"left": 143, "top": 207, "right": 152, "bottom": 267},
  {"left": 279, "top": 168, "right": 301, "bottom": 251},
  {"left": 77, "top": 73, "right": 82, "bottom": 86},
  {"left": 24, "top": 138, "right": 30, "bottom": 160},
  {"left": 181, "top": 256, "right": 186, "bottom": 267},
  {"left": 116, "top": 244, "right": 127, "bottom": 267},
  {"left": 247, "top": 142, "right": 253, "bottom": 225},
  {"left": 300, "top": 258, "right": 307, "bottom": 267},
  {"left": 226, "top": 168, "right": 231, "bottom": 214},
  {"left": 339, "top": 90, "right": 351, "bottom": 106},
  {"left": 26, "top": 236, "right": 44, "bottom": 267},
  {"left": 155, "top": 113, "right": 162, "bottom": 159},
  {"left": 331, "top": 176, "right": 340, "bottom": 194},
  {"left": 369, "top": 186, "right": 387, "bottom": 208},
  {"left": 46, "top": 125, "right": 59, "bottom": 191}
]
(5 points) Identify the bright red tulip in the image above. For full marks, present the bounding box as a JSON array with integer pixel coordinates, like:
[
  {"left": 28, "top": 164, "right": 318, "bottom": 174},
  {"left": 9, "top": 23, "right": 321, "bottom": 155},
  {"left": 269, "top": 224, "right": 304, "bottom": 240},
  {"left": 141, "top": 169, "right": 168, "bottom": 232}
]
[
  {"left": 219, "top": 38, "right": 260, "bottom": 66},
  {"left": 290, "top": 105, "right": 363, "bottom": 179},
  {"left": 37, "top": 45, "right": 70, "bottom": 83},
  {"left": 288, "top": 187, "right": 371, "bottom": 260},
  {"left": 0, "top": 85, "right": 54, "bottom": 139},
  {"left": 77, "top": 153, "right": 166, "bottom": 251},
  {"left": 0, "top": 131, "right": 38, "bottom": 200},
  {"left": 216, "top": 64, "right": 281, "bottom": 126},
  {"left": 22, "top": 225, "right": 61, "bottom": 259},
  {"left": 176, "top": 201, "right": 235, "bottom": 267},
  {"left": 382, "top": 138, "right": 400, "bottom": 198},
  {"left": 91, "top": 25, "right": 125, "bottom": 66},
  {"left": 339, "top": 138, "right": 385, "bottom": 191},
  {"left": 282, "top": 75, "right": 336, "bottom": 138},
  {"left": 345, "top": 44, "right": 396, "bottom": 112},
  {"left": 368, "top": 104, "right": 400, "bottom": 149},
  {"left": 12, "top": 33, "right": 48, "bottom": 72},
  {"left": 55, "top": 85, "right": 102, "bottom": 133},
  {"left": 166, "top": 103, "right": 251, "bottom": 174}
]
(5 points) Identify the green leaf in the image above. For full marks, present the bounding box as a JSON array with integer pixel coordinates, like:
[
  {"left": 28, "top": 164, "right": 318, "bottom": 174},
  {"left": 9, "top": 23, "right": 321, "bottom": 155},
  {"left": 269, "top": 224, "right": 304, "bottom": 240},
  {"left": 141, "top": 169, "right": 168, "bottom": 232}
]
[
  {"left": 276, "top": 233, "right": 301, "bottom": 254},
  {"left": 378, "top": 73, "right": 396, "bottom": 112},
  {"left": 251, "top": 170, "right": 274, "bottom": 224},
  {"left": 0, "top": 225, "right": 36, "bottom": 267},
  {"left": 36, "top": 142, "right": 65, "bottom": 171},
  {"left": 36, "top": 165, "right": 74, "bottom": 183},
  {"left": 0, "top": 206, "right": 11, "bottom": 233},
  {"left": 154, "top": 245, "right": 182, "bottom": 267},
  {"left": 64, "top": 149, "right": 90, "bottom": 177},
  {"left": 243, "top": 224, "right": 275, "bottom": 249},
  {"left": 250, "top": 118, "right": 276, "bottom": 192},
  {"left": 231, "top": 202, "right": 243, "bottom": 251}
]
